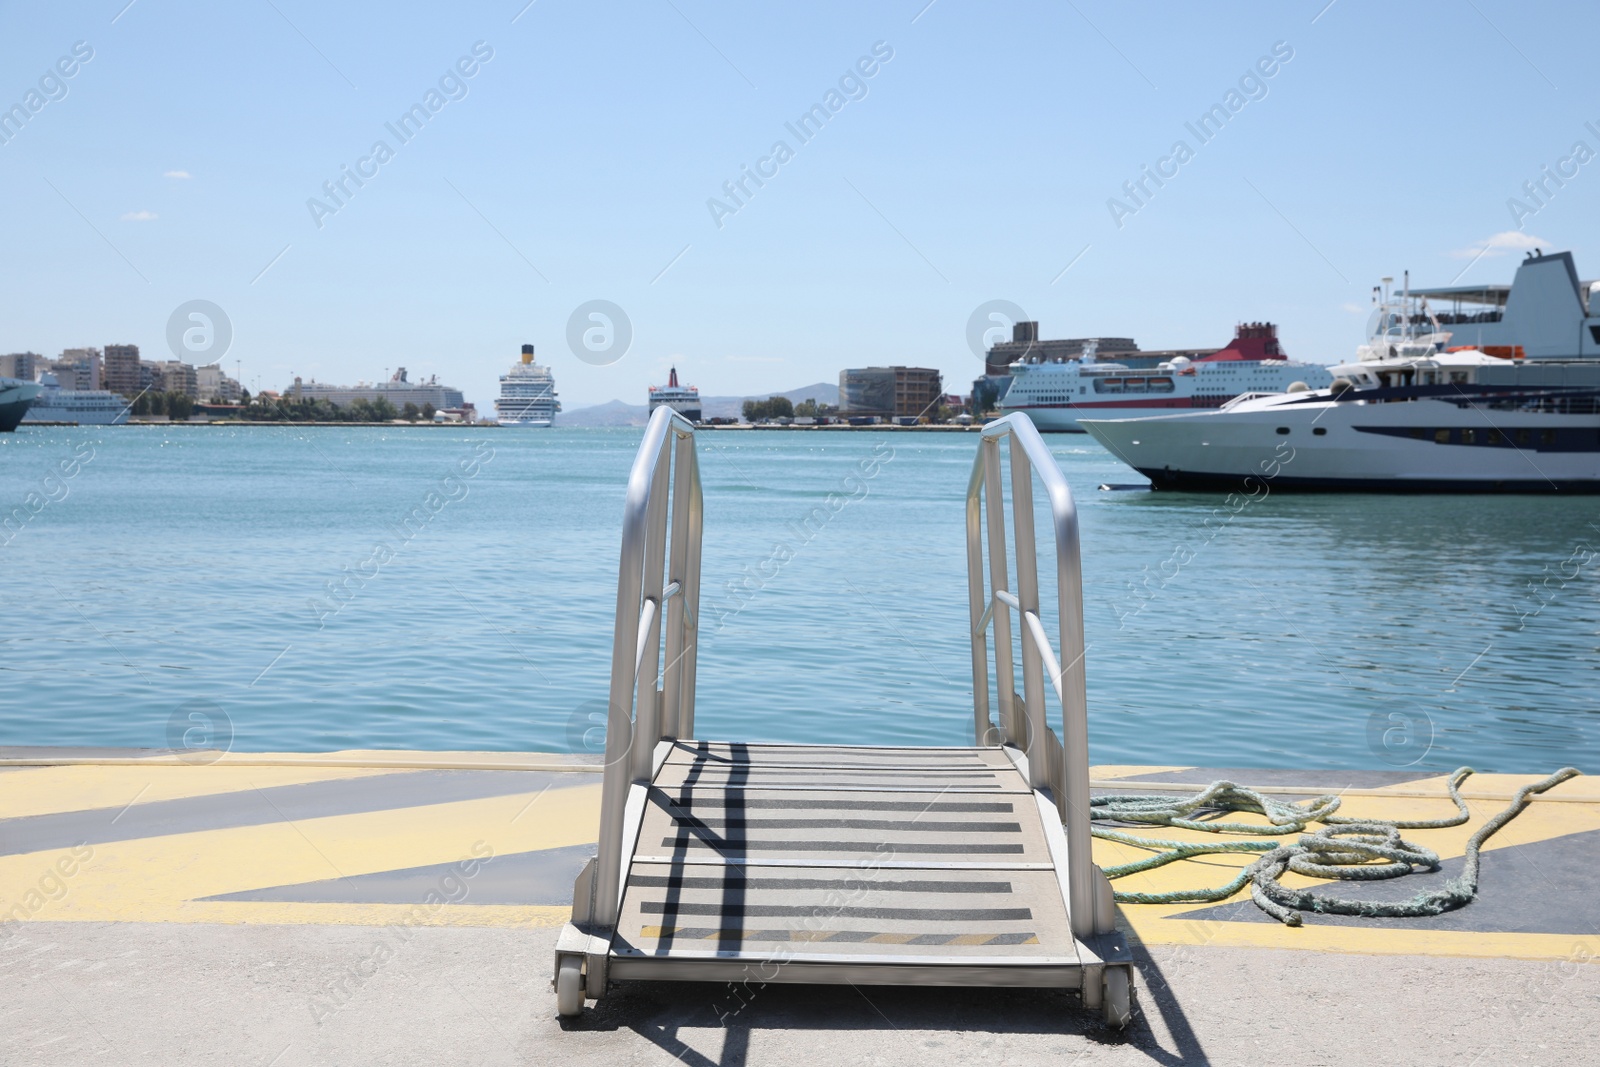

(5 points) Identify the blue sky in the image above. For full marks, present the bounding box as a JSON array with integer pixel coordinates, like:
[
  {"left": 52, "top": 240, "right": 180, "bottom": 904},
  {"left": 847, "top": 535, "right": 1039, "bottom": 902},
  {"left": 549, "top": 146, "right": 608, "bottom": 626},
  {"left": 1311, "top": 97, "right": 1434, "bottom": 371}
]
[{"left": 1, "top": 1, "right": 1596, "bottom": 410}]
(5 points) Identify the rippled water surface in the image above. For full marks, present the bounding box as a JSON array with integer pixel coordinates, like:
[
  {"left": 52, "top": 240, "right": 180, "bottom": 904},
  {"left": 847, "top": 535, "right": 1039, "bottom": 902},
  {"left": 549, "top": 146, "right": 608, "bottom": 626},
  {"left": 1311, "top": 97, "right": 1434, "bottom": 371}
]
[{"left": 2, "top": 424, "right": 1595, "bottom": 773}]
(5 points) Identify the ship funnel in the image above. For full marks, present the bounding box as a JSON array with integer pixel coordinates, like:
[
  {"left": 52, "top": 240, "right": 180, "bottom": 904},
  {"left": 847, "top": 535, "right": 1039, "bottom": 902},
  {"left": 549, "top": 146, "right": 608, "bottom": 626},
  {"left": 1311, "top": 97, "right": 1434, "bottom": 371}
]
[{"left": 521, "top": 343, "right": 534, "bottom": 365}]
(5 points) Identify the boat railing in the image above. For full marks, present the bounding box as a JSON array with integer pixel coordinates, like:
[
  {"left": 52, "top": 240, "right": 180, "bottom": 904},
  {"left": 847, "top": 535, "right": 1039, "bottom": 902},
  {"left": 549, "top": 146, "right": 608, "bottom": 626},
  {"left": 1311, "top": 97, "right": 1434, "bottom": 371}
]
[
  {"left": 589, "top": 405, "right": 703, "bottom": 932},
  {"left": 965, "top": 412, "right": 1095, "bottom": 938}
]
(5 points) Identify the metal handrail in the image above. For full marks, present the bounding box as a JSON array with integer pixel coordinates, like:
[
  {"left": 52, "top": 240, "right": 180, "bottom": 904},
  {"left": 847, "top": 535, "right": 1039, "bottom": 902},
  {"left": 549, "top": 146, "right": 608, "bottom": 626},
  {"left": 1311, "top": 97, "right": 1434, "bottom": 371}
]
[
  {"left": 965, "top": 412, "right": 1094, "bottom": 939},
  {"left": 592, "top": 406, "right": 703, "bottom": 932}
]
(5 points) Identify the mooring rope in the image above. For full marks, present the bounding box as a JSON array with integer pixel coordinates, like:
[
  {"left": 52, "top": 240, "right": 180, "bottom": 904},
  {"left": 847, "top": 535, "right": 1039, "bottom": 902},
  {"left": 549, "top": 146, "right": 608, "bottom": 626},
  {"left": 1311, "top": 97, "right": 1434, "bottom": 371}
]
[{"left": 1089, "top": 766, "right": 1581, "bottom": 925}]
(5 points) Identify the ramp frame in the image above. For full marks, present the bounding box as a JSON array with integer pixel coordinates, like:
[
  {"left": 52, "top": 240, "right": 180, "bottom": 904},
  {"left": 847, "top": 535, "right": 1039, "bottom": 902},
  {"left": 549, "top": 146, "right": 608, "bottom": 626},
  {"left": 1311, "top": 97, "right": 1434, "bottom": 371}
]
[{"left": 554, "top": 410, "right": 1133, "bottom": 1027}]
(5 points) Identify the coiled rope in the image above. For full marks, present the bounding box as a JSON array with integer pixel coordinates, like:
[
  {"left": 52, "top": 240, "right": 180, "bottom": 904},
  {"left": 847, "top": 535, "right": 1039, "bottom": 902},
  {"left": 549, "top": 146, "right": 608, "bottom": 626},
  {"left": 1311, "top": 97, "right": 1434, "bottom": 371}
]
[{"left": 1090, "top": 766, "right": 1581, "bottom": 926}]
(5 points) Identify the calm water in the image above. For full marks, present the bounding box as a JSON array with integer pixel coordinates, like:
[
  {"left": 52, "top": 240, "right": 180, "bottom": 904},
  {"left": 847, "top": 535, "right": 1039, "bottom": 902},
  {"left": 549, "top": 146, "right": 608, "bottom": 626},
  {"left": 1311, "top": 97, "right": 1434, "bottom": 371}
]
[{"left": 2, "top": 424, "right": 1595, "bottom": 774}]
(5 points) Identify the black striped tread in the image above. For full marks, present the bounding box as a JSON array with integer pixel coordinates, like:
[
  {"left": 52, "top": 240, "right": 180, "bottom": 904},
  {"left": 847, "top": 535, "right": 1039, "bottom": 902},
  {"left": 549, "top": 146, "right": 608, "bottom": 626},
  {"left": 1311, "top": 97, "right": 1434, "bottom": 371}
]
[{"left": 614, "top": 862, "right": 1073, "bottom": 961}]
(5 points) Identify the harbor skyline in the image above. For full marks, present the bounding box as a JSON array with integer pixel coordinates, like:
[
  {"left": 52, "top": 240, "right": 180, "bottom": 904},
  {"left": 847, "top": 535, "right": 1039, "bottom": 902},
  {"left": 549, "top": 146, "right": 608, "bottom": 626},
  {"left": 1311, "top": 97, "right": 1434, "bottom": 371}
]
[{"left": 4, "top": 3, "right": 1597, "bottom": 412}]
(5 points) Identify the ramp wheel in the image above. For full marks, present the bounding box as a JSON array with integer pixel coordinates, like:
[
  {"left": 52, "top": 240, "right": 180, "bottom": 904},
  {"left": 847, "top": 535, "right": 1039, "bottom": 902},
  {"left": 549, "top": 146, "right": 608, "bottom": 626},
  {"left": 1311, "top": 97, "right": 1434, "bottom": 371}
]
[
  {"left": 556, "top": 957, "right": 584, "bottom": 1017},
  {"left": 1102, "top": 966, "right": 1133, "bottom": 1030}
]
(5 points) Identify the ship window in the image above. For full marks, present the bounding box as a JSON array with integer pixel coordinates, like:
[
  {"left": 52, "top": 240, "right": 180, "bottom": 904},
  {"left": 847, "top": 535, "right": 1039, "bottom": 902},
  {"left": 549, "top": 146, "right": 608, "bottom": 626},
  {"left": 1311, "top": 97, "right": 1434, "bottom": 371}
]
[
  {"left": 1486, "top": 430, "right": 1502, "bottom": 445},
  {"left": 1461, "top": 429, "right": 1476, "bottom": 444},
  {"left": 1516, "top": 429, "right": 1531, "bottom": 446},
  {"left": 1541, "top": 430, "right": 1556, "bottom": 446},
  {"left": 1080, "top": 387, "right": 1086, "bottom": 394},
  {"left": 1275, "top": 427, "right": 1290, "bottom": 435},
  {"left": 1434, "top": 429, "right": 1450, "bottom": 444},
  {"left": 1408, "top": 427, "right": 1423, "bottom": 439},
  {"left": 1313, "top": 427, "right": 1327, "bottom": 436}
]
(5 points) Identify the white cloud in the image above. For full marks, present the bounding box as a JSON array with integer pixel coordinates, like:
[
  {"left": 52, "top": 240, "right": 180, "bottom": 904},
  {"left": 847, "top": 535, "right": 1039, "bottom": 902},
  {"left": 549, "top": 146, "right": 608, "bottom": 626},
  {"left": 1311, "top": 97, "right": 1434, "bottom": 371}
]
[
  {"left": 1451, "top": 231, "right": 1550, "bottom": 259},
  {"left": 164, "top": 170, "right": 191, "bottom": 179},
  {"left": 121, "top": 211, "right": 158, "bottom": 221}
]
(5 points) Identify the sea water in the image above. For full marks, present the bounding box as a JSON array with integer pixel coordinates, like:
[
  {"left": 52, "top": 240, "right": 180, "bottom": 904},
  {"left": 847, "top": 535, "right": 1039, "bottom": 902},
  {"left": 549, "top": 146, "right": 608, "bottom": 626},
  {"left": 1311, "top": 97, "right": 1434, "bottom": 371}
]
[{"left": 1, "top": 424, "right": 1595, "bottom": 774}]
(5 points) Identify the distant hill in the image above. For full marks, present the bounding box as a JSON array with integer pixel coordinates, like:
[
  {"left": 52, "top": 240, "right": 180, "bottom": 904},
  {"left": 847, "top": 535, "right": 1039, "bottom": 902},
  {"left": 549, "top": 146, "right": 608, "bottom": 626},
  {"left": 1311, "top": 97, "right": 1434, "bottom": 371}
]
[{"left": 558, "top": 382, "right": 839, "bottom": 428}]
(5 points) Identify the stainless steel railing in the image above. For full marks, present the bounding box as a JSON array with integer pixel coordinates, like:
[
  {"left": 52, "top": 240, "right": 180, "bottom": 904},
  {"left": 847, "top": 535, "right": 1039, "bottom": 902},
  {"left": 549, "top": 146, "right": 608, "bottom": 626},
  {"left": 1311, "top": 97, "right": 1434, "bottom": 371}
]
[
  {"left": 591, "top": 406, "right": 703, "bottom": 931},
  {"left": 965, "top": 412, "right": 1094, "bottom": 938}
]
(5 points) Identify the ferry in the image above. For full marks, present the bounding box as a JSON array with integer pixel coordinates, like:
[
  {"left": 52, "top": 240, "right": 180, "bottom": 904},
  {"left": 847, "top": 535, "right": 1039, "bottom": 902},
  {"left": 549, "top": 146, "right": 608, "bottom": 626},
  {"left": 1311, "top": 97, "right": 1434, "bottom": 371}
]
[
  {"left": 997, "top": 323, "right": 1333, "bottom": 431},
  {"left": 495, "top": 344, "right": 560, "bottom": 427},
  {"left": 0, "top": 376, "right": 43, "bottom": 432},
  {"left": 1081, "top": 253, "right": 1600, "bottom": 492},
  {"left": 647, "top": 366, "right": 701, "bottom": 423},
  {"left": 22, "top": 373, "right": 130, "bottom": 426}
]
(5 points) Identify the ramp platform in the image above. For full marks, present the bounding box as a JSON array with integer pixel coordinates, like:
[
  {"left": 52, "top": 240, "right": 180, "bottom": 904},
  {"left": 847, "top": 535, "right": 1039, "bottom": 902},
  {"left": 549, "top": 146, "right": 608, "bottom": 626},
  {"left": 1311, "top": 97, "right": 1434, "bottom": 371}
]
[{"left": 553, "top": 411, "right": 1135, "bottom": 1026}]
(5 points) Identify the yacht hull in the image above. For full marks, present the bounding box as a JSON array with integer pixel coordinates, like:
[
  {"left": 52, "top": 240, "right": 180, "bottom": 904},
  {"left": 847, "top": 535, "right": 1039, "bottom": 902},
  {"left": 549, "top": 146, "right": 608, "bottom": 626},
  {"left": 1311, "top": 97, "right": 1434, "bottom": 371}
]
[{"left": 1083, "top": 397, "right": 1600, "bottom": 493}]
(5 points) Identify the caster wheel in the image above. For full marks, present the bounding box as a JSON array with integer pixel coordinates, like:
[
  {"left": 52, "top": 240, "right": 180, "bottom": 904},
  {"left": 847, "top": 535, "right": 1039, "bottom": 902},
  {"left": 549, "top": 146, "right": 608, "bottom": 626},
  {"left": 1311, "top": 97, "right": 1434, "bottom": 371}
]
[
  {"left": 1102, "top": 966, "right": 1133, "bottom": 1030},
  {"left": 556, "top": 957, "right": 584, "bottom": 1017}
]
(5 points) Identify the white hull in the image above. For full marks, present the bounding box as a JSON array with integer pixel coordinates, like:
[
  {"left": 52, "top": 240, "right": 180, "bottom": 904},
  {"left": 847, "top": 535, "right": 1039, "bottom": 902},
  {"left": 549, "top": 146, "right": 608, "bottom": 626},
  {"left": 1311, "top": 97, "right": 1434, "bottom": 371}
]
[
  {"left": 24, "top": 404, "right": 128, "bottom": 426},
  {"left": 1083, "top": 396, "right": 1600, "bottom": 491},
  {"left": 498, "top": 418, "right": 554, "bottom": 428}
]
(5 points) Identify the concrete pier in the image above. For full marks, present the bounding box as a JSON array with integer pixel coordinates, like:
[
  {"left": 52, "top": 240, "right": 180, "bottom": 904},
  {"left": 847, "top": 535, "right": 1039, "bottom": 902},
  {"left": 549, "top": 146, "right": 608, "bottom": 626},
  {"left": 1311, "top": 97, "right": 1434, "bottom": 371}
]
[{"left": 5, "top": 749, "right": 1596, "bottom": 1065}]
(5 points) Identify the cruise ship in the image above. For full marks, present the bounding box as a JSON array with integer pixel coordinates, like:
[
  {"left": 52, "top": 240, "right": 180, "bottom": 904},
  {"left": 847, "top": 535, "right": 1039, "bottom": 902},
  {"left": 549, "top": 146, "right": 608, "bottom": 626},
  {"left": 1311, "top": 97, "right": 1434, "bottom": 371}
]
[
  {"left": 287, "top": 366, "right": 465, "bottom": 409},
  {"left": 998, "top": 323, "right": 1333, "bottom": 431},
  {"left": 0, "top": 376, "right": 43, "bottom": 432},
  {"left": 495, "top": 344, "right": 560, "bottom": 427},
  {"left": 1081, "top": 254, "right": 1600, "bottom": 492},
  {"left": 22, "top": 373, "right": 129, "bottom": 426},
  {"left": 647, "top": 366, "right": 701, "bottom": 423}
]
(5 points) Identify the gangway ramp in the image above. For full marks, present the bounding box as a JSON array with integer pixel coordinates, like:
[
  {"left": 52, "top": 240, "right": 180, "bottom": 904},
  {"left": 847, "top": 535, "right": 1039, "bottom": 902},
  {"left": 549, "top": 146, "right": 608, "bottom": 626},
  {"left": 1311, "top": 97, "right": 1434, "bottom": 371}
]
[{"left": 553, "top": 410, "right": 1135, "bottom": 1027}]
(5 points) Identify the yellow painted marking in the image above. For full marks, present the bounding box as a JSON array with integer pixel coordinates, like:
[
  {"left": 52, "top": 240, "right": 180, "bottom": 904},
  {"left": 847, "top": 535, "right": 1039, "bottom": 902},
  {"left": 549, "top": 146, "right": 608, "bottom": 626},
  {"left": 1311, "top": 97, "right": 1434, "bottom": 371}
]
[
  {"left": 6, "top": 758, "right": 1596, "bottom": 965},
  {"left": 1089, "top": 765, "right": 1194, "bottom": 782},
  {"left": 0, "top": 749, "right": 602, "bottom": 773},
  {"left": 866, "top": 933, "right": 917, "bottom": 945},
  {"left": 0, "top": 763, "right": 405, "bottom": 820},
  {"left": 0, "top": 779, "right": 601, "bottom": 928}
]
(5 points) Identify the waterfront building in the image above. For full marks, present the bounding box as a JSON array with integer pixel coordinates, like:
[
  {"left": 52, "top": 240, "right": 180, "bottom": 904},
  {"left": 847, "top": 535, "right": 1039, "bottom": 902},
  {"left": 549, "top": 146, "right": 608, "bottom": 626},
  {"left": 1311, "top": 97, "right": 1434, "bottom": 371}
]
[
  {"left": 839, "top": 365, "right": 943, "bottom": 419},
  {"left": 0, "top": 352, "right": 43, "bottom": 380},
  {"left": 59, "top": 348, "right": 102, "bottom": 390},
  {"left": 195, "top": 363, "right": 241, "bottom": 401},
  {"left": 287, "top": 367, "right": 466, "bottom": 410},
  {"left": 147, "top": 360, "right": 199, "bottom": 396},
  {"left": 103, "top": 344, "right": 141, "bottom": 397},
  {"left": 983, "top": 321, "right": 1139, "bottom": 377}
]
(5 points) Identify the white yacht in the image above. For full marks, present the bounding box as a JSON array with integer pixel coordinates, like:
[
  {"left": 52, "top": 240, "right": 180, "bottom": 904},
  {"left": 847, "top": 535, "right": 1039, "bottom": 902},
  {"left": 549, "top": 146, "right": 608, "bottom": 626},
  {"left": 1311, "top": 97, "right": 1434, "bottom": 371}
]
[
  {"left": 495, "top": 344, "right": 560, "bottom": 427},
  {"left": 647, "top": 366, "right": 701, "bottom": 423},
  {"left": 22, "top": 373, "right": 130, "bottom": 426},
  {"left": 1081, "top": 254, "right": 1600, "bottom": 492},
  {"left": 997, "top": 323, "right": 1332, "bottom": 431}
]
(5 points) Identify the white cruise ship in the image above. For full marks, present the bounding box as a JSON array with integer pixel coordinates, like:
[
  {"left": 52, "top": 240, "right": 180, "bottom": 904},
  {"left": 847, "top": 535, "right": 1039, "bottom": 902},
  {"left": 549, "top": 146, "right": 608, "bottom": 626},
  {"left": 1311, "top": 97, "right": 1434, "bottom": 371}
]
[
  {"left": 22, "top": 373, "right": 129, "bottom": 426},
  {"left": 998, "top": 323, "right": 1333, "bottom": 431},
  {"left": 647, "top": 366, "right": 701, "bottom": 422},
  {"left": 1081, "top": 255, "right": 1600, "bottom": 492},
  {"left": 495, "top": 344, "right": 560, "bottom": 427}
]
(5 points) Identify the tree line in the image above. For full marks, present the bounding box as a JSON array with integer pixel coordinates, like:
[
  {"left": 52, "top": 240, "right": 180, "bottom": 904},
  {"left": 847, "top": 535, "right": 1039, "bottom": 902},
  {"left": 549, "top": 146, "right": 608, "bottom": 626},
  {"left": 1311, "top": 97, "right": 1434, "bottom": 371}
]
[{"left": 128, "top": 391, "right": 438, "bottom": 423}]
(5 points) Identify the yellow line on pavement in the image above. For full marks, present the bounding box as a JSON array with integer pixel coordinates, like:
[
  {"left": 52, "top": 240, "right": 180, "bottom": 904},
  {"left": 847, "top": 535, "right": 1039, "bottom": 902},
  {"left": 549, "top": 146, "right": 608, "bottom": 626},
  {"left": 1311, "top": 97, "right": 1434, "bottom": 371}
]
[
  {"left": 0, "top": 749, "right": 602, "bottom": 773},
  {"left": 1, "top": 780, "right": 602, "bottom": 927},
  {"left": 0, "top": 763, "right": 406, "bottom": 820}
]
